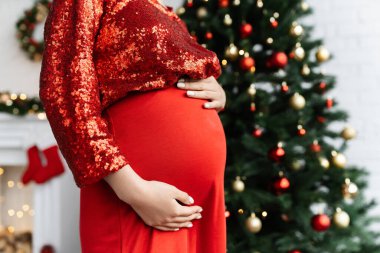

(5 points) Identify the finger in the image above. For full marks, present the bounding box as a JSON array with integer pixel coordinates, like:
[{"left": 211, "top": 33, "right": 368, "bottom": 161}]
[
  {"left": 170, "top": 212, "right": 202, "bottom": 223},
  {"left": 186, "top": 90, "right": 216, "bottom": 100},
  {"left": 203, "top": 101, "right": 222, "bottom": 110},
  {"left": 172, "top": 186, "right": 194, "bottom": 205},
  {"left": 175, "top": 201, "right": 203, "bottom": 216},
  {"left": 164, "top": 221, "right": 193, "bottom": 228},
  {"left": 154, "top": 225, "right": 180, "bottom": 231}
]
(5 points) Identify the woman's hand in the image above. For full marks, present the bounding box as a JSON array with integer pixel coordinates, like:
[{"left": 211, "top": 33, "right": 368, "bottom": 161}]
[
  {"left": 129, "top": 180, "right": 203, "bottom": 232},
  {"left": 176, "top": 76, "right": 226, "bottom": 113},
  {"left": 104, "top": 165, "right": 203, "bottom": 232}
]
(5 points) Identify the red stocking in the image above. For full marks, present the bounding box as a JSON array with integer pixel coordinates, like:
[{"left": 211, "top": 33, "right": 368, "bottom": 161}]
[
  {"left": 21, "top": 145, "right": 43, "bottom": 185},
  {"left": 34, "top": 145, "right": 65, "bottom": 184}
]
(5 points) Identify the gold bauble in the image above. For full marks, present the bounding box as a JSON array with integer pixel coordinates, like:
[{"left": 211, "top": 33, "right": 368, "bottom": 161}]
[
  {"left": 316, "top": 46, "right": 330, "bottom": 62},
  {"left": 290, "top": 22, "right": 304, "bottom": 37},
  {"left": 293, "top": 46, "right": 305, "bottom": 61},
  {"left": 319, "top": 157, "right": 330, "bottom": 169},
  {"left": 245, "top": 213, "right": 262, "bottom": 233},
  {"left": 341, "top": 126, "right": 356, "bottom": 140},
  {"left": 333, "top": 208, "right": 350, "bottom": 228},
  {"left": 290, "top": 159, "right": 305, "bottom": 171},
  {"left": 224, "top": 14, "right": 233, "bottom": 26},
  {"left": 342, "top": 178, "right": 358, "bottom": 199},
  {"left": 248, "top": 84, "right": 256, "bottom": 96},
  {"left": 289, "top": 92, "right": 306, "bottom": 110},
  {"left": 331, "top": 151, "right": 347, "bottom": 168},
  {"left": 301, "top": 1, "right": 309, "bottom": 11},
  {"left": 301, "top": 64, "right": 310, "bottom": 76},
  {"left": 232, "top": 176, "right": 245, "bottom": 192},
  {"left": 225, "top": 43, "right": 239, "bottom": 61},
  {"left": 196, "top": 7, "right": 208, "bottom": 19}
]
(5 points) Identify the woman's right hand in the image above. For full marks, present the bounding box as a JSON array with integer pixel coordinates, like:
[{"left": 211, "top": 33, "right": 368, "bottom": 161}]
[
  {"left": 104, "top": 164, "right": 203, "bottom": 232},
  {"left": 127, "top": 179, "right": 203, "bottom": 231}
]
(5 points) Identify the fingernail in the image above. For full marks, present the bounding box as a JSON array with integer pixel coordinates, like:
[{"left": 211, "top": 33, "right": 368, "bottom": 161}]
[
  {"left": 204, "top": 103, "right": 210, "bottom": 108},
  {"left": 196, "top": 214, "right": 202, "bottom": 219},
  {"left": 199, "top": 207, "right": 203, "bottom": 212},
  {"left": 177, "top": 82, "right": 185, "bottom": 88},
  {"left": 188, "top": 196, "right": 194, "bottom": 204},
  {"left": 174, "top": 228, "right": 179, "bottom": 231},
  {"left": 187, "top": 223, "right": 193, "bottom": 228},
  {"left": 187, "top": 90, "right": 195, "bottom": 96}
]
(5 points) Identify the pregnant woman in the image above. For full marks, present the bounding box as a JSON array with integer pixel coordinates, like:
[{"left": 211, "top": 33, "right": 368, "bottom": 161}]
[{"left": 39, "top": 0, "right": 227, "bottom": 252}]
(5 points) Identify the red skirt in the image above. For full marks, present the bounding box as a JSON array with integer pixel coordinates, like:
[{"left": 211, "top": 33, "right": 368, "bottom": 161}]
[{"left": 79, "top": 85, "right": 227, "bottom": 253}]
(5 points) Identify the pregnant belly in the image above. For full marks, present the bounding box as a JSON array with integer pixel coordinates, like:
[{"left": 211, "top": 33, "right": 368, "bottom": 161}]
[{"left": 103, "top": 85, "right": 227, "bottom": 189}]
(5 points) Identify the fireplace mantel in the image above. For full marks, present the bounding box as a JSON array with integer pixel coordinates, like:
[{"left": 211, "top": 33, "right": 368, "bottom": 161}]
[{"left": 0, "top": 112, "right": 81, "bottom": 253}]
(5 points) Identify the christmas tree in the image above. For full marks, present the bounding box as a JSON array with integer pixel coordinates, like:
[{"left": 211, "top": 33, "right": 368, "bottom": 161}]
[{"left": 175, "top": 0, "right": 380, "bottom": 252}]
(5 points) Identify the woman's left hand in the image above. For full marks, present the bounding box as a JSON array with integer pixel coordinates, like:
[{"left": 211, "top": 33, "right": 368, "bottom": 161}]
[{"left": 176, "top": 76, "right": 226, "bottom": 113}]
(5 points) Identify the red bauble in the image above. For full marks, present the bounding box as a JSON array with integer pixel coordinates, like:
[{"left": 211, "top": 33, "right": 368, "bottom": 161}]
[
  {"left": 326, "top": 98, "right": 334, "bottom": 108},
  {"left": 240, "top": 23, "right": 253, "bottom": 38},
  {"left": 270, "top": 20, "right": 278, "bottom": 28},
  {"left": 281, "top": 83, "right": 289, "bottom": 92},
  {"left": 240, "top": 57, "right": 255, "bottom": 71},
  {"left": 186, "top": 1, "right": 193, "bottom": 7},
  {"left": 252, "top": 128, "right": 263, "bottom": 138},
  {"left": 266, "top": 52, "right": 288, "bottom": 69},
  {"left": 319, "top": 81, "right": 327, "bottom": 90},
  {"left": 310, "top": 142, "right": 321, "bottom": 152},
  {"left": 205, "top": 32, "right": 213, "bottom": 40},
  {"left": 297, "top": 127, "right": 306, "bottom": 136},
  {"left": 218, "top": 0, "right": 229, "bottom": 8},
  {"left": 311, "top": 214, "right": 331, "bottom": 232},
  {"left": 273, "top": 176, "right": 290, "bottom": 193},
  {"left": 268, "top": 146, "right": 285, "bottom": 162},
  {"left": 288, "top": 250, "right": 302, "bottom": 253},
  {"left": 316, "top": 116, "right": 326, "bottom": 123},
  {"left": 40, "top": 244, "right": 55, "bottom": 253}
]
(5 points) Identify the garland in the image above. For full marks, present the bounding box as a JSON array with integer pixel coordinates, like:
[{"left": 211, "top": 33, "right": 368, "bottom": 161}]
[
  {"left": 0, "top": 91, "right": 44, "bottom": 117},
  {"left": 15, "top": 0, "right": 51, "bottom": 61}
]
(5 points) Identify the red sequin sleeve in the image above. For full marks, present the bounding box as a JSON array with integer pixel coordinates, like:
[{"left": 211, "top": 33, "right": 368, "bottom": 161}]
[{"left": 39, "top": 0, "right": 129, "bottom": 188}]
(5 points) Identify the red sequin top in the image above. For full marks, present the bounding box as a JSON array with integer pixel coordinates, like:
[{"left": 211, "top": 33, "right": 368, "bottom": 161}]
[{"left": 39, "top": 0, "right": 222, "bottom": 188}]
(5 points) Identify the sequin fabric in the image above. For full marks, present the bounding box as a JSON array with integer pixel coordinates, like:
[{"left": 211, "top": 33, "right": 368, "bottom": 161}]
[{"left": 39, "top": 0, "right": 222, "bottom": 188}]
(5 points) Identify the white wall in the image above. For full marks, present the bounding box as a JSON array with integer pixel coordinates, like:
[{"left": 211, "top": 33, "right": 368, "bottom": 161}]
[{"left": 305, "top": 0, "right": 380, "bottom": 230}]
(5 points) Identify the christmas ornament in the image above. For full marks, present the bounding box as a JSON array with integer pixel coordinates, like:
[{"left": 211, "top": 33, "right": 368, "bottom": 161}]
[
  {"left": 310, "top": 140, "right": 321, "bottom": 152},
  {"left": 316, "top": 46, "right": 330, "bottom": 62},
  {"left": 248, "top": 83, "right": 256, "bottom": 96},
  {"left": 196, "top": 7, "right": 208, "bottom": 19},
  {"left": 240, "top": 23, "right": 253, "bottom": 38},
  {"left": 232, "top": 176, "right": 245, "bottom": 192},
  {"left": 290, "top": 159, "right": 305, "bottom": 171},
  {"left": 281, "top": 82, "right": 289, "bottom": 92},
  {"left": 342, "top": 178, "right": 358, "bottom": 199},
  {"left": 273, "top": 175, "right": 290, "bottom": 194},
  {"left": 240, "top": 56, "right": 255, "bottom": 71},
  {"left": 341, "top": 126, "right": 356, "bottom": 140},
  {"left": 266, "top": 52, "right": 288, "bottom": 69},
  {"left": 21, "top": 145, "right": 44, "bottom": 185},
  {"left": 319, "top": 156, "right": 330, "bottom": 169},
  {"left": 250, "top": 102, "right": 256, "bottom": 112},
  {"left": 331, "top": 150, "right": 346, "bottom": 168},
  {"left": 301, "top": 64, "right": 310, "bottom": 75},
  {"left": 290, "top": 22, "right": 303, "bottom": 37},
  {"left": 252, "top": 126, "right": 264, "bottom": 138},
  {"left": 16, "top": 0, "right": 51, "bottom": 61},
  {"left": 270, "top": 17, "right": 278, "bottom": 28},
  {"left": 289, "top": 92, "right": 306, "bottom": 110},
  {"left": 292, "top": 45, "right": 305, "bottom": 61},
  {"left": 333, "top": 208, "right": 350, "bottom": 228},
  {"left": 245, "top": 213, "right": 262, "bottom": 233},
  {"left": 218, "top": 0, "right": 229, "bottom": 8},
  {"left": 301, "top": 1, "right": 309, "bottom": 11},
  {"left": 40, "top": 244, "right": 55, "bottom": 253},
  {"left": 297, "top": 125, "right": 306, "bottom": 136},
  {"left": 326, "top": 97, "right": 334, "bottom": 108},
  {"left": 288, "top": 250, "right": 302, "bottom": 253},
  {"left": 224, "top": 43, "right": 239, "bottom": 61},
  {"left": 268, "top": 143, "right": 286, "bottom": 162},
  {"left": 185, "top": 0, "right": 193, "bottom": 8},
  {"left": 223, "top": 14, "right": 233, "bottom": 25},
  {"left": 204, "top": 31, "right": 213, "bottom": 40},
  {"left": 311, "top": 214, "right": 331, "bottom": 232}
]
